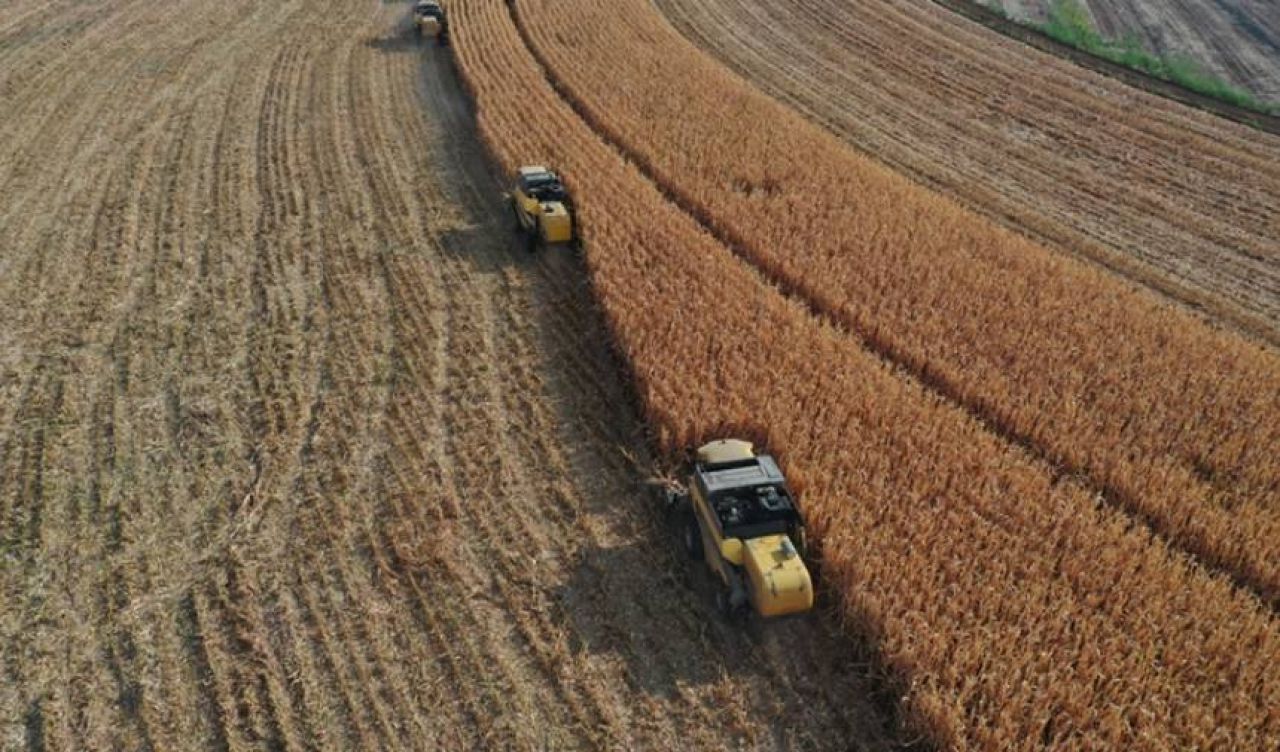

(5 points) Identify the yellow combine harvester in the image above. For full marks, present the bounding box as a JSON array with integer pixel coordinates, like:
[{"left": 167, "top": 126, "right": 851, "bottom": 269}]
[
  {"left": 413, "top": 0, "right": 448, "bottom": 44},
  {"left": 666, "top": 439, "right": 813, "bottom": 619},
  {"left": 510, "top": 165, "right": 575, "bottom": 252}
]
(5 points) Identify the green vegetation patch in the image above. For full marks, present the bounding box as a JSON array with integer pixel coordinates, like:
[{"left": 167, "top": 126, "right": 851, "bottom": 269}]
[{"left": 1037, "top": 0, "right": 1278, "bottom": 114}]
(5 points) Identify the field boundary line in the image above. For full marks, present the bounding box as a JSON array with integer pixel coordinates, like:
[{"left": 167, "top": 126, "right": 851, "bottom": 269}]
[
  {"left": 930, "top": 0, "right": 1280, "bottom": 134},
  {"left": 654, "top": 0, "right": 1280, "bottom": 349},
  {"left": 502, "top": 0, "right": 1277, "bottom": 611}
]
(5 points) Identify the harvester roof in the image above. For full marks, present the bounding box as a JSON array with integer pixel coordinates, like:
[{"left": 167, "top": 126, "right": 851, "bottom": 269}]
[
  {"left": 415, "top": 1, "right": 444, "bottom": 19},
  {"left": 518, "top": 168, "right": 568, "bottom": 202},
  {"left": 697, "top": 453, "right": 786, "bottom": 494},
  {"left": 694, "top": 450, "right": 799, "bottom": 538}
]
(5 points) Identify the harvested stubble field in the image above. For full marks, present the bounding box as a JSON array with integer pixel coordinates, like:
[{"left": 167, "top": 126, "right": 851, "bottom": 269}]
[
  {"left": 658, "top": 0, "right": 1280, "bottom": 346},
  {"left": 3, "top": 0, "right": 1279, "bottom": 751},
  {"left": 0, "top": 1, "right": 906, "bottom": 750}
]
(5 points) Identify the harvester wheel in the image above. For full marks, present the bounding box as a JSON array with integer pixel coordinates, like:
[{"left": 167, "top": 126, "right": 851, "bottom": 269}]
[
  {"left": 682, "top": 513, "right": 703, "bottom": 560},
  {"left": 716, "top": 575, "right": 750, "bottom": 622},
  {"left": 794, "top": 526, "right": 808, "bottom": 557},
  {"left": 661, "top": 486, "right": 688, "bottom": 516},
  {"left": 715, "top": 585, "right": 745, "bottom": 621}
]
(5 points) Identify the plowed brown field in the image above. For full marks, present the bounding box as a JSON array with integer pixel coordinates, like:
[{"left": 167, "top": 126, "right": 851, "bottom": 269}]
[
  {"left": 0, "top": 2, "right": 905, "bottom": 749},
  {"left": 657, "top": 0, "right": 1280, "bottom": 345},
  {"left": 987, "top": 0, "right": 1280, "bottom": 105}
]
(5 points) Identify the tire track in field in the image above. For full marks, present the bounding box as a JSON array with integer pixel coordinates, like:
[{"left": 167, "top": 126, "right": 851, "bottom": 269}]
[
  {"left": 92, "top": 99, "right": 204, "bottom": 752},
  {"left": 1, "top": 1, "right": 313, "bottom": 747},
  {"left": 365, "top": 22, "right": 601, "bottom": 747},
  {"left": 381, "top": 35, "right": 615, "bottom": 749},
  {"left": 281, "top": 13, "right": 483, "bottom": 746},
  {"left": 406, "top": 73, "right": 634, "bottom": 747},
  {"left": 0, "top": 0, "right": 232, "bottom": 295},
  {"left": 1, "top": 53, "right": 196, "bottom": 746},
  {"left": 204, "top": 31, "right": 311, "bottom": 752},
  {"left": 275, "top": 23, "right": 419, "bottom": 749},
  {"left": 141, "top": 18, "right": 285, "bottom": 750}
]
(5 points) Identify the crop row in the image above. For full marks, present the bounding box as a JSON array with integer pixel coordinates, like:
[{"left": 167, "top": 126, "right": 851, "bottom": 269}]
[
  {"left": 448, "top": 0, "right": 1280, "bottom": 748},
  {"left": 514, "top": 0, "right": 1280, "bottom": 604}
]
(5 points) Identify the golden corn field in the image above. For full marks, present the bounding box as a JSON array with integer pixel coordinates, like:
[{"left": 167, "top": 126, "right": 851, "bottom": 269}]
[
  {"left": 514, "top": 0, "right": 1280, "bottom": 607},
  {"left": 2, "top": 0, "right": 1278, "bottom": 750}
]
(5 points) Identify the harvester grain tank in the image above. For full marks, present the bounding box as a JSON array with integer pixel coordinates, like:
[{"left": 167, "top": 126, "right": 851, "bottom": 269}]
[{"left": 666, "top": 439, "right": 813, "bottom": 619}]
